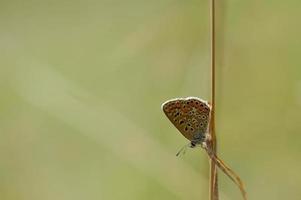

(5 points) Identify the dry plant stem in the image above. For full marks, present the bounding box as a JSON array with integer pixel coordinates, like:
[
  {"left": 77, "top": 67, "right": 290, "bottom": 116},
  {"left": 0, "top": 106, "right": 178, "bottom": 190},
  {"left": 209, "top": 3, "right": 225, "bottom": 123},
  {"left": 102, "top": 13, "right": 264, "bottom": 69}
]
[
  {"left": 211, "top": 153, "right": 247, "bottom": 200},
  {"left": 208, "top": 1, "right": 247, "bottom": 199},
  {"left": 209, "top": 0, "right": 218, "bottom": 200}
]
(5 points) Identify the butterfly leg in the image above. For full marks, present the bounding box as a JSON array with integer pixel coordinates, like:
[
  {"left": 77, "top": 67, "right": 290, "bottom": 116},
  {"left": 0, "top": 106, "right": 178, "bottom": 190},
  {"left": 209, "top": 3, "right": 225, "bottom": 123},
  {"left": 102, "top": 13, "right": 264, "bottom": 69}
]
[
  {"left": 208, "top": 101, "right": 212, "bottom": 108},
  {"left": 205, "top": 132, "right": 212, "bottom": 141}
]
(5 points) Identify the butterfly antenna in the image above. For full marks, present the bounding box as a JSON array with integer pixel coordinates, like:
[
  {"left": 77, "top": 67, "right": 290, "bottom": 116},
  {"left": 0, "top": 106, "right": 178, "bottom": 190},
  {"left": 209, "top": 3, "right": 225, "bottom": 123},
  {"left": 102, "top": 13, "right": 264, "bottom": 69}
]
[
  {"left": 211, "top": 153, "right": 247, "bottom": 200},
  {"left": 176, "top": 143, "right": 190, "bottom": 157}
]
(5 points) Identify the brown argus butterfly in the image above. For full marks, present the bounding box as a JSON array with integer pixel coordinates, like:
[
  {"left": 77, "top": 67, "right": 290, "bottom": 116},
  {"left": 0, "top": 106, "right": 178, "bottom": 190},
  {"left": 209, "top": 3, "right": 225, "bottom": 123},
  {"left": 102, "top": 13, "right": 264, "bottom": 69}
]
[
  {"left": 162, "top": 97, "right": 247, "bottom": 200},
  {"left": 161, "top": 97, "right": 211, "bottom": 151}
]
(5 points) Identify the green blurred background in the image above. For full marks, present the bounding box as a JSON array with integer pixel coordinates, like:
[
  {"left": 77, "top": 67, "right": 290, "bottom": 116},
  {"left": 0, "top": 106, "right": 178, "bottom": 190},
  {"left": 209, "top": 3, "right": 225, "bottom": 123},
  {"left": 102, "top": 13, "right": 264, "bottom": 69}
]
[{"left": 1, "top": 0, "right": 301, "bottom": 199}]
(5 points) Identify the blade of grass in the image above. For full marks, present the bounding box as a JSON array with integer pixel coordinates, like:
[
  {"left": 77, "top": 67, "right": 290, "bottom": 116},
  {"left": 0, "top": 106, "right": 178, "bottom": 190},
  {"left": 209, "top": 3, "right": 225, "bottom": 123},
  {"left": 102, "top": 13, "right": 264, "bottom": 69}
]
[{"left": 209, "top": 0, "right": 218, "bottom": 199}]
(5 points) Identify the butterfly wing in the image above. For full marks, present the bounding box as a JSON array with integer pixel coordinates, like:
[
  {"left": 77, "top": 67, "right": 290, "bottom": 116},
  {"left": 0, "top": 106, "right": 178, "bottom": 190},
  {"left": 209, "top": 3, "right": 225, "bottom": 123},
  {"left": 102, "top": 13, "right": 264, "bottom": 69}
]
[{"left": 162, "top": 97, "right": 211, "bottom": 142}]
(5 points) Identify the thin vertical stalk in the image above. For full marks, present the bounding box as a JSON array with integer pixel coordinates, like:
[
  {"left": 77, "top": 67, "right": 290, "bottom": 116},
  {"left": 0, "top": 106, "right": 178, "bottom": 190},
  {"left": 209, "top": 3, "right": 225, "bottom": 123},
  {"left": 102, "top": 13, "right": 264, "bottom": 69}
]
[{"left": 209, "top": 0, "right": 218, "bottom": 200}]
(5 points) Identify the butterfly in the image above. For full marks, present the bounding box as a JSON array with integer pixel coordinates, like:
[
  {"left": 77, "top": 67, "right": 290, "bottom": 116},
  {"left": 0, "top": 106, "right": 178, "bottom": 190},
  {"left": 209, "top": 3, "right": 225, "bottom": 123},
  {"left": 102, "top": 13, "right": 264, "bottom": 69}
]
[{"left": 162, "top": 97, "right": 247, "bottom": 200}]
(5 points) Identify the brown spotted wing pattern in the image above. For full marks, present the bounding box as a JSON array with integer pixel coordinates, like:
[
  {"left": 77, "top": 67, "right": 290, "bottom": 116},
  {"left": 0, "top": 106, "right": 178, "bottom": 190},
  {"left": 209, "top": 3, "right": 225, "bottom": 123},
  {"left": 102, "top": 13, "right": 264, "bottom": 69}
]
[{"left": 161, "top": 97, "right": 211, "bottom": 143}]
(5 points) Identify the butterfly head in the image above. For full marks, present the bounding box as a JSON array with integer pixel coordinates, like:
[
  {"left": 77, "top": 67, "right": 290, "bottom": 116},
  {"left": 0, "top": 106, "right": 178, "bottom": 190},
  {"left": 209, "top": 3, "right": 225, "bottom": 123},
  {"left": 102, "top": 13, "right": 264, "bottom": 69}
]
[{"left": 175, "top": 140, "right": 206, "bottom": 157}]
